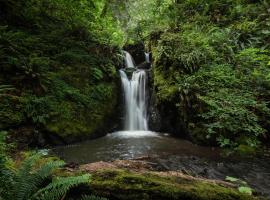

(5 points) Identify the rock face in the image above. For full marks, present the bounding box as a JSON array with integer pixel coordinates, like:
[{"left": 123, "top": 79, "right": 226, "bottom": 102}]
[
  {"left": 123, "top": 43, "right": 145, "bottom": 65},
  {"left": 77, "top": 160, "right": 259, "bottom": 200}
]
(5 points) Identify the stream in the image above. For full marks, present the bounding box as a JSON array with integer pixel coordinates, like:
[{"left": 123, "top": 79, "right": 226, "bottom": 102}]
[{"left": 51, "top": 131, "right": 270, "bottom": 197}]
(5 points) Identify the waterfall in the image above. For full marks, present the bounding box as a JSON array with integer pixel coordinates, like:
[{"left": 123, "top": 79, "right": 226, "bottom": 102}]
[
  {"left": 145, "top": 52, "right": 150, "bottom": 63},
  {"left": 120, "top": 51, "right": 148, "bottom": 131},
  {"left": 124, "top": 51, "right": 135, "bottom": 68}
]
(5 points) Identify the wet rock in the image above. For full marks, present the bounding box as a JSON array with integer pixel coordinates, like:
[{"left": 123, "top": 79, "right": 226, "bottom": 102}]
[
  {"left": 137, "top": 62, "right": 151, "bottom": 69},
  {"left": 199, "top": 168, "right": 209, "bottom": 176},
  {"left": 64, "top": 162, "right": 79, "bottom": 169},
  {"left": 123, "top": 42, "right": 145, "bottom": 64},
  {"left": 81, "top": 160, "right": 155, "bottom": 173}
]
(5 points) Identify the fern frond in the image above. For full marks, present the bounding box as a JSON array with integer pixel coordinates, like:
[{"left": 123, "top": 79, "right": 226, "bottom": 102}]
[
  {"left": 35, "top": 160, "right": 65, "bottom": 180},
  {"left": 10, "top": 154, "right": 65, "bottom": 200},
  {"left": 0, "top": 85, "right": 15, "bottom": 93},
  {"left": 80, "top": 195, "right": 108, "bottom": 200},
  {"left": 33, "top": 174, "right": 91, "bottom": 200}
]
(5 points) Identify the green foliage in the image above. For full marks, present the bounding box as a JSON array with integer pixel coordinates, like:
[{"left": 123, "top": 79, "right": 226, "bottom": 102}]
[
  {"left": 0, "top": 0, "right": 121, "bottom": 141},
  {"left": 199, "top": 89, "right": 267, "bottom": 147},
  {"left": 24, "top": 96, "right": 53, "bottom": 125},
  {"left": 155, "top": 29, "right": 216, "bottom": 73},
  {"left": 80, "top": 195, "right": 107, "bottom": 200},
  {"left": 238, "top": 187, "right": 252, "bottom": 195},
  {"left": 33, "top": 174, "right": 91, "bottom": 200},
  {"left": 225, "top": 176, "right": 253, "bottom": 195},
  {"left": 0, "top": 85, "right": 15, "bottom": 94},
  {"left": 0, "top": 151, "right": 107, "bottom": 200},
  {"left": 145, "top": 0, "right": 270, "bottom": 149},
  {"left": 236, "top": 48, "right": 270, "bottom": 90}
]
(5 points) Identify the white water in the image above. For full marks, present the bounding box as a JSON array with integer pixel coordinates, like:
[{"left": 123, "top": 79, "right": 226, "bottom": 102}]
[
  {"left": 120, "top": 51, "right": 149, "bottom": 131},
  {"left": 124, "top": 51, "right": 135, "bottom": 68},
  {"left": 120, "top": 70, "right": 148, "bottom": 131},
  {"left": 145, "top": 52, "right": 150, "bottom": 63},
  {"left": 108, "top": 131, "right": 158, "bottom": 138}
]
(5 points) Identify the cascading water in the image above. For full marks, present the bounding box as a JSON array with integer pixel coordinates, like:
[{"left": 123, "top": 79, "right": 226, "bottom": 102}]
[
  {"left": 145, "top": 52, "right": 150, "bottom": 63},
  {"left": 120, "top": 51, "right": 148, "bottom": 131},
  {"left": 123, "top": 51, "right": 135, "bottom": 68}
]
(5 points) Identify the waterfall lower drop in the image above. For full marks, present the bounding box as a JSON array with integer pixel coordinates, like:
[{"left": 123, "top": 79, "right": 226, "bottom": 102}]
[
  {"left": 120, "top": 70, "right": 148, "bottom": 131},
  {"left": 120, "top": 51, "right": 149, "bottom": 132}
]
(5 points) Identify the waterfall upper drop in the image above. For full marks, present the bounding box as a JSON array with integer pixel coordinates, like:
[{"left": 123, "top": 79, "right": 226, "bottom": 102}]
[
  {"left": 124, "top": 51, "right": 135, "bottom": 68},
  {"left": 120, "top": 51, "right": 148, "bottom": 131}
]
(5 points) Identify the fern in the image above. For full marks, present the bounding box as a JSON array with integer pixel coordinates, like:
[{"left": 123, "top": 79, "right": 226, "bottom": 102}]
[
  {"left": 11, "top": 154, "right": 43, "bottom": 200},
  {"left": 1, "top": 152, "right": 97, "bottom": 200},
  {"left": 0, "top": 85, "right": 15, "bottom": 94},
  {"left": 33, "top": 174, "right": 91, "bottom": 200},
  {"left": 6, "top": 154, "right": 65, "bottom": 200},
  {"left": 80, "top": 195, "right": 108, "bottom": 200}
]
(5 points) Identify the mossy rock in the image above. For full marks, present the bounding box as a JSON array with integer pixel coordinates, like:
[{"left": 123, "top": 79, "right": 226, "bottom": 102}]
[
  {"left": 89, "top": 169, "right": 258, "bottom": 200},
  {"left": 45, "top": 84, "right": 118, "bottom": 142},
  {"left": 236, "top": 145, "right": 257, "bottom": 156}
]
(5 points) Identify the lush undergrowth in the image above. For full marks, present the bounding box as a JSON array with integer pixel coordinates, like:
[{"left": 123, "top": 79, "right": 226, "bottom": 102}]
[
  {"left": 0, "top": 0, "right": 124, "bottom": 146},
  {"left": 121, "top": 0, "right": 270, "bottom": 150}
]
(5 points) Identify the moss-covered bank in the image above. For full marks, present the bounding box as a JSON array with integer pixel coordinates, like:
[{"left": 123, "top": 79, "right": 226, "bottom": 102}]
[{"left": 88, "top": 169, "right": 258, "bottom": 200}]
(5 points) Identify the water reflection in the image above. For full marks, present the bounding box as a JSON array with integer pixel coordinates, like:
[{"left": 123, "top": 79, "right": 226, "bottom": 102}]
[{"left": 51, "top": 131, "right": 219, "bottom": 164}]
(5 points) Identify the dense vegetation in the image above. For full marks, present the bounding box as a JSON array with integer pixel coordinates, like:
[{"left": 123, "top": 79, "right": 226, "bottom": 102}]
[{"left": 0, "top": 0, "right": 125, "bottom": 146}]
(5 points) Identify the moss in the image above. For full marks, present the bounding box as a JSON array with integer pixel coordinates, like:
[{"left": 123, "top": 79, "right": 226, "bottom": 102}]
[
  {"left": 89, "top": 169, "right": 258, "bottom": 200},
  {"left": 236, "top": 145, "right": 257, "bottom": 156},
  {"left": 45, "top": 83, "right": 118, "bottom": 140},
  {"left": 153, "top": 67, "right": 178, "bottom": 103}
]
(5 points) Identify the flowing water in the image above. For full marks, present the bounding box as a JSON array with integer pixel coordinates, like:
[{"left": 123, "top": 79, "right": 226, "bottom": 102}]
[
  {"left": 123, "top": 51, "right": 135, "bottom": 68},
  {"left": 145, "top": 52, "right": 150, "bottom": 63}
]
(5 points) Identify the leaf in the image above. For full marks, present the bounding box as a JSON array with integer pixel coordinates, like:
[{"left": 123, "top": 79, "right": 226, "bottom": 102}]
[
  {"left": 238, "top": 186, "right": 252, "bottom": 195},
  {"left": 225, "top": 176, "right": 239, "bottom": 182}
]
